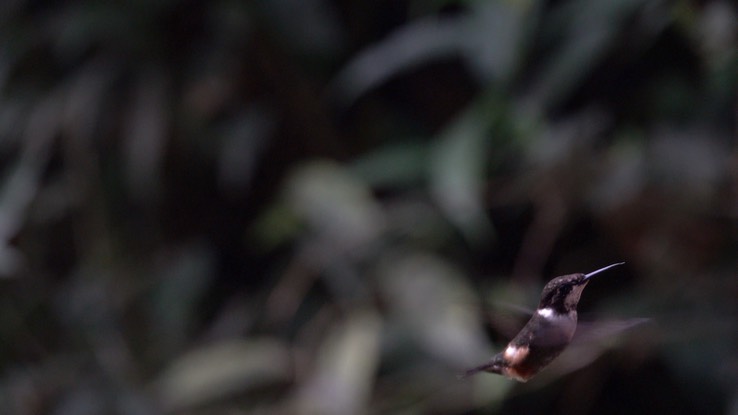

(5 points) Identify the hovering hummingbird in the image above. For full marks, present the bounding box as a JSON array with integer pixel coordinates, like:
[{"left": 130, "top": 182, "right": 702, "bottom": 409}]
[{"left": 461, "top": 262, "right": 626, "bottom": 382}]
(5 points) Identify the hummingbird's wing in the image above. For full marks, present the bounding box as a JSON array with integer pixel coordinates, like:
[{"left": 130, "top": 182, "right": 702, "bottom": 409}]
[
  {"left": 483, "top": 302, "right": 649, "bottom": 344},
  {"left": 526, "top": 317, "right": 652, "bottom": 385},
  {"left": 480, "top": 301, "right": 534, "bottom": 339},
  {"left": 524, "top": 315, "right": 651, "bottom": 348},
  {"left": 523, "top": 315, "right": 577, "bottom": 349},
  {"left": 481, "top": 304, "right": 559, "bottom": 349},
  {"left": 573, "top": 317, "right": 651, "bottom": 343}
]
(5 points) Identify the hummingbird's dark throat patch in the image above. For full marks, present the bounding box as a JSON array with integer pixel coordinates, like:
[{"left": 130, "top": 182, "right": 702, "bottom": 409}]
[{"left": 538, "top": 273, "right": 588, "bottom": 314}]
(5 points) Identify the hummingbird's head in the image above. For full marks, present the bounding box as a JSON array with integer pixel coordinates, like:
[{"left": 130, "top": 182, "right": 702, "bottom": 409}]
[{"left": 537, "top": 263, "right": 624, "bottom": 314}]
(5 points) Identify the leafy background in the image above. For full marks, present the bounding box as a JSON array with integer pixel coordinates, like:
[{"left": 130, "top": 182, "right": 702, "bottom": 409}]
[{"left": 0, "top": 0, "right": 736, "bottom": 414}]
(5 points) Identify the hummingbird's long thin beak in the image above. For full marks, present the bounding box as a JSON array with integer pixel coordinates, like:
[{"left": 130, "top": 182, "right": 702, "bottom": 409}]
[{"left": 584, "top": 262, "right": 625, "bottom": 280}]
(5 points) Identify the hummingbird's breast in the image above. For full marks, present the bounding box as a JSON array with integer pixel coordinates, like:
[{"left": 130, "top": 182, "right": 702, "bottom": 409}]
[{"left": 503, "top": 310, "right": 578, "bottom": 381}]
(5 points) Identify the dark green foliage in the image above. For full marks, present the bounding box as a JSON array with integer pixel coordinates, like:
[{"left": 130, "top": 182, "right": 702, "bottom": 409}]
[{"left": 0, "top": 0, "right": 736, "bottom": 414}]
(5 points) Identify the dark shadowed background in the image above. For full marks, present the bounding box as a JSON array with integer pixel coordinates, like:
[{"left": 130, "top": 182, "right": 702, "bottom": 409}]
[{"left": 0, "top": 0, "right": 737, "bottom": 414}]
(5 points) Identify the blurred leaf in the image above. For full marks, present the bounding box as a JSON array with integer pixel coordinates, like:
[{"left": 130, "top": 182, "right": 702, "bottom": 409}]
[
  {"left": 331, "top": 1, "right": 529, "bottom": 106},
  {"left": 149, "top": 242, "right": 216, "bottom": 355},
  {"left": 350, "top": 141, "right": 428, "bottom": 189},
  {"left": 260, "top": 0, "right": 345, "bottom": 58},
  {"left": 154, "top": 338, "right": 290, "bottom": 412},
  {"left": 285, "top": 161, "right": 385, "bottom": 255},
  {"left": 589, "top": 137, "right": 646, "bottom": 212},
  {"left": 463, "top": 1, "right": 528, "bottom": 84},
  {"left": 524, "top": 0, "right": 660, "bottom": 111},
  {"left": 525, "top": 110, "right": 611, "bottom": 167},
  {"left": 378, "top": 252, "right": 491, "bottom": 368},
  {"left": 649, "top": 128, "right": 729, "bottom": 204},
  {"left": 251, "top": 203, "right": 303, "bottom": 251},
  {"left": 296, "top": 310, "right": 382, "bottom": 415},
  {"left": 470, "top": 372, "right": 515, "bottom": 410},
  {"left": 217, "top": 105, "right": 276, "bottom": 192},
  {"left": 330, "top": 16, "right": 466, "bottom": 106},
  {"left": 0, "top": 93, "right": 61, "bottom": 277},
  {"left": 430, "top": 104, "right": 495, "bottom": 244},
  {"left": 123, "top": 68, "right": 168, "bottom": 201}
]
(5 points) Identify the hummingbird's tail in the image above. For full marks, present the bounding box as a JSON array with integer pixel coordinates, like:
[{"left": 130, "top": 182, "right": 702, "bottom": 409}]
[{"left": 458, "top": 355, "right": 504, "bottom": 379}]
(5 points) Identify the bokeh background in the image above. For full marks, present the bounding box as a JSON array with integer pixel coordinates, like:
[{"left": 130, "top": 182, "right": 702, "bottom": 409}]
[{"left": 1, "top": 0, "right": 737, "bottom": 414}]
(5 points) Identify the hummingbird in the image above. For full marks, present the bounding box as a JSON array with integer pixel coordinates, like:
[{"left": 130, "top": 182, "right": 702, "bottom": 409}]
[{"left": 461, "top": 262, "right": 625, "bottom": 382}]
